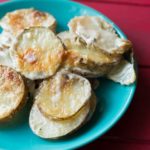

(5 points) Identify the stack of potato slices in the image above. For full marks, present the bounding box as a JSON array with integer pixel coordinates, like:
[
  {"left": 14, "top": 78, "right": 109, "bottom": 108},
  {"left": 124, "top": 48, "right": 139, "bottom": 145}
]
[{"left": 0, "top": 8, "right": 136, "bottom": 139}]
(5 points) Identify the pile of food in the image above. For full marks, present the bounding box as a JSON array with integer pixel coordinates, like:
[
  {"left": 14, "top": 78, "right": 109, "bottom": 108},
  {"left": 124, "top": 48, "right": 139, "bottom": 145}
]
[{"left": 0, "top": 8, "right": 136, "bottom": 139}]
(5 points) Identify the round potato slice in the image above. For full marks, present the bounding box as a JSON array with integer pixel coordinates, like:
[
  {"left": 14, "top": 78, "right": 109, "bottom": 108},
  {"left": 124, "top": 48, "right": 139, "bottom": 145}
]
[
  {"left": 29, "top": 94, "right": 96, "bottom": 139},
  {"left": 11, "top": 27, "right": 64, "bottom": 80},
  {"left": 0, "top": 8, "right": 56, "bottom": 36},
  {"left": 58, "top": 31, "right": 120, "bottom": 77},
  {"left": 0, "top": 31, "right": 15, "bottom": 68},
  {"left": 0, "top": 31, "right": 14, "bottom": 50},
  {"left": 0, "top": 65, "right": 26, "bottom": 121},
  {"left": 68, "top": 16, "right": 132, "bottom": 55},
  {"left": 36, "top": 70, "right": 92, "bottom": 120}
]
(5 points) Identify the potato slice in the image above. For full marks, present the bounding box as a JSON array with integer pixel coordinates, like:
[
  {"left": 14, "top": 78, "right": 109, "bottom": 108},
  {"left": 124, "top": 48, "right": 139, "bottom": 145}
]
[
  {"left": 58, "top": 31, "right": 120, "bottom": 77},
  {"left": 29, "top": 103, "right": 89, "bottom": 139},
  {"left": 68, "top": 16, "right": 132, "bottom": 55},
  {"left": 0, "top": 8, "right": 56, "bottom": 36},
  {"left": 29, "top": 93, "right": 96, "bottom": 139},
  {"left": 107, "top": 59, "right": 136, "bottom": 85},
  {"left": 85, "top": 93, "right": 97, "bottom": 123},
  {"left": 0, "top": 65, "right": 26, "bottom": 121},
  {"left": 36, "top": 70, "right": 92, "bottom": 120},
  {"left": 0, "top": 31, "right": 14, "bottom": 68},
  {"left": 11, "top": 27, "right": 64, "bottom": 80},
  {"left": 0, "top": 31, "right": 14, "bottom": 49}
]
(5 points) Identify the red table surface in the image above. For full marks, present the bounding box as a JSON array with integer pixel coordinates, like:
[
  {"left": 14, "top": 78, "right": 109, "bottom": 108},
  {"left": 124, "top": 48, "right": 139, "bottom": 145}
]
[{"left": 0, "top": 0, "right": 150, "bottom": 150}]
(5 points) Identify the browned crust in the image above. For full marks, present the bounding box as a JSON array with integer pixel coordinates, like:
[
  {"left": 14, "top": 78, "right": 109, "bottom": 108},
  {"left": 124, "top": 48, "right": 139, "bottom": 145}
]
[
  {"left": 118, "top": 39, "right": 133, "bottom": 54},
  {"left": 60, "top": 48, "right": 121, "bottom": 78},
  {"left": 58, "top": 32, "right": 123, "bottom": 78},
  {"left": 0, "top": 66, "right": 28, "bottom": 122},
  {"left": 1, "top": 8, "right": 57, "bottom": 36},
  {"left": 0, "top": 88, "right": 27, "bottom": 122},
  {"left": 12, "top": 27, "right": 65, "bottom": 80}
]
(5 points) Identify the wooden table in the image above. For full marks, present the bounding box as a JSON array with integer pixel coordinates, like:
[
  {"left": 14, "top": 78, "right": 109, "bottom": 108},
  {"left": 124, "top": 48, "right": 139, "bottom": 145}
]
[{"left": 0, "top": 0, "right": 150, "bottom": 149}]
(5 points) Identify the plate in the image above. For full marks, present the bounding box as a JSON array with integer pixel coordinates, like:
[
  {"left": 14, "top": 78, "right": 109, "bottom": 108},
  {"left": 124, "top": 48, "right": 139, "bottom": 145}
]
[{"left": 0, "top": 0, "right": 136, "bottom": 150}]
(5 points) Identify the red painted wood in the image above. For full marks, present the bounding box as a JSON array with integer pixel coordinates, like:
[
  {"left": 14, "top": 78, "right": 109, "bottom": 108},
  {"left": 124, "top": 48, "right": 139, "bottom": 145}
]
[
  {"left": 75, "top": 0, "right": 150, "bottom": 66},
  {"left": 0, "top": 0, "right": 7, "bottom": 2},
  {"left": 103, "top": 0, "right": 150, "bottom": 5},
  {"left": 78, "top": 0, "right": 150, "bottom": 6},
  {"left": 81, "top": 140, "right": 150, "bottom": 150}
]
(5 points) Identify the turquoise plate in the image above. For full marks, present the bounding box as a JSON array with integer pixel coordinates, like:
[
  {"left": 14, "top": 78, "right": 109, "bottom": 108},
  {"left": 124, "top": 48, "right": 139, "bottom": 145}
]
[{"left": 0, "top": 0, "right": 136, "bottom": 150}]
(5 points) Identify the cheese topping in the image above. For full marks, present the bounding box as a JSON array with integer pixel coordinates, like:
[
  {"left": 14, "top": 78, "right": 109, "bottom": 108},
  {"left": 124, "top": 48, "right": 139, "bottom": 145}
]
[{"left": 68, "top": 16, "right": 132, "bottom": 54}]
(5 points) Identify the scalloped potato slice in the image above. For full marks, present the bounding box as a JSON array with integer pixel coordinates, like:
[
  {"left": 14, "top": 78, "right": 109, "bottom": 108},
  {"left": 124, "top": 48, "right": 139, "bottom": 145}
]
[
  {"left": 68, "top": 16, "right": 132, "bottom": 55},
  {"left": 37, "top": 70, "right": 92, "bottom": 120},
  {"left": 29, "top": 102, "right": 89, "bottom": 139},
  {"left": 0, "top": 65, "right": 26, "bottom": 121},
  {"left": 11, "top": 27, "right": 64, "bottom": 80},
  {"left": 29, "top": 93, "right": 96, "bottom": 139},
  {"left": 58, "top": 31, "right": 121, "bottom": 77},
  {"left": 107, "top": 59, "right": 136, "bottom": 85},
  {"left": 0, "top": 31, "right": 15, "bottom": 68},
  {"left": 0, "top": 31, "right": 14, "bottom": 49},
  {"left": 0, "top": 8, "right": 56, "bottom": 36},
  {"left": 63, "top": 49, "right": 117, "bottom": 77}
]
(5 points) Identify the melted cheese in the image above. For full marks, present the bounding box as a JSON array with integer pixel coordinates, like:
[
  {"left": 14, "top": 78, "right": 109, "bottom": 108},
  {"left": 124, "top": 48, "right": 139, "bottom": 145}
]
[{"left": 68, "top": 16, "right": 132, "bottom": 54}]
